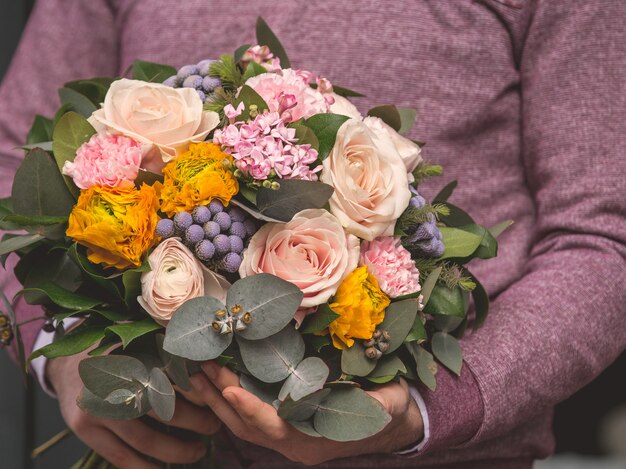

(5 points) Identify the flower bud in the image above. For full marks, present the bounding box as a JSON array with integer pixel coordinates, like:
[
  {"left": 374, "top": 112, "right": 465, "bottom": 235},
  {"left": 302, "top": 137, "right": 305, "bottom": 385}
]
[{"left": 365, "top": 346, "right": 382, "bottom": 360}]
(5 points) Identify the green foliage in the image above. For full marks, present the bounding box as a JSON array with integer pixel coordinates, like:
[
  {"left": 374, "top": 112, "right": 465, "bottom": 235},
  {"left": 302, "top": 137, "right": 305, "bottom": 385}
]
[
  {"left": 256, "top": 180, "right": 334, "bottom": 222},
  {"left": 0, "top": 234, "right": 44, "bottom": 257},
  {"left": 303, "top": 113, "right": 350, "bottom": 161},
  {"left": 234, "top": 43, "right": 252, "bottom": 63},
  {"left": 378, "top": 299, "right": 419, "bottom": 354},
  {"left": 412, "top": 162, "right": 443, "bottom": 186},
  {"left": 424, "top": 283, "right": 465, "bottom": 318},
  {"left": 438, "top": 202, "right": 475, "bottom": 227},
  {"left": 433, "top": 180, "right": 457, "bottom": 203},
  {"left": 432, "top": 332, "right": 463, "bottom": 376},
  {"left": 395, "top": 203, "right": 449, "bottom": 236},
  {"left": 78, "top": 388, "right": 147, "bottom": 420},
  {"left": 289, "top": 119, "right": 320, "bottom": 151},
  {"left": 63, "top": 77, "right": 115, "bottom": 106},
  {"left": 489, "top": 219, "right": 514, "bottom": 238},
  {"left": 278, "top": 389, "right": 330, "bottom": 421},
  {"left": 367, "top": 104, "right": 402, "bottom": 131},
  {"left": 58, "top": 87, "right": 97, "bottom": 118},
  {"left": 26, "top": 115, "right": 54, "bottom": 145},
  {"left": 29, "top": 327, "right": 106, "bottom": 361},
  {"left": 256, "top": 17, "right": 291, "bottom": 68},
  {"left": 420, "top": 266, "right": 442, "bottom": 305},
  {"left": 466, "top": 270, "right": 489, "bottom": 330},
  {"left": 106, "top": 320, "right": 162, "bottom": 349},
  {"left": 437, "top": 226, "right": 483, "bottom": 260},
  {"left": 407, "top": 342, "right": 437, "bottom": 391},
  {"left": 300, "top": 303, "right": 340, "bottom": 334},
  {"left": 341, "top": 340, "right": 376, "bottom": 377},
  {"left": 155, "top": 334, "right": 191, "bottom": 392},
  {"left": 278, "top": 357, "right": 329, "bottom": 401},
  {"left": 146, "top": 367, "right": 175, "bottom": 421},
  {"left": 405, "top": 315, "right": 427, "bottom": 344},
  {"left": 368, "top": 354, "right": 407, "bottom": 383},
  {"left": 242, "top": 61, "right": 268, "bottom": 81},
  {"left": 328, "top": 84, "right": 364, "bottom": 98},
  {"left": 209, "top": 54, "right": 243, "bottom": 91},
  {"left": 397, "top": 107, "right": 417, "bottom": 134},
  {"left": 132, "top": 60, "right": 176, "bottom": 83}
]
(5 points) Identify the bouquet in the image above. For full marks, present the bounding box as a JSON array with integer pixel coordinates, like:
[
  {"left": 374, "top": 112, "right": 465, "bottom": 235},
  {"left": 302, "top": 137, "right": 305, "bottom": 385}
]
[{"left": 0, "top": 17, "right": 510, "bottom": 464}]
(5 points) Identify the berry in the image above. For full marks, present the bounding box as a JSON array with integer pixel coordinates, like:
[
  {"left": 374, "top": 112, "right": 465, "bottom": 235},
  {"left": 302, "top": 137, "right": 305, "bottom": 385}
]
[
  {"left": 229, "top": 235, "right": 244, "bottom": 254},
  {"left": 196, "top": 89, "right": 206, "bottom": 102},
  {"left": 183, "top": 74, "right": 203, "bottom": 89},
  {"left": 213, "top": 211, "right": 232, "bottom": 231},
  {"left": 177, "top": 64, "right": 198, "bottom": 81},
  {"left": 243, "top": 219, "right": 257, "bottom": 237},
  {"left": 185, "top": 224, "right": 204, "bottom": 245},
  {"left": 221, "top": 252, "right": 242, "bottom": 273},
  {"left": 195, "top": 240, "right": 215, "bottom": 261},
  {"left": 229, "top": 221, "right": 247, "bottom": 239},
  {"left": 202, "top": 76, "right": 221, "bottom": 92},
  {"left": 196, "top": 59, "right": 215, "bottom": 77},
  {"left": 213, "top": 234, "right": 231, "bottom": 255},
  {"left": 208, "top": 199, "right": 224, "bottom": 215},
  {"left": 228, "top": 206, "right": 246, "bottom": 223},
  {"left": 409, "top": 194, "right": 426, "bottom": 209},
  {"left": 173, "top": 212, "right": 193, "bottom": 232},
  {"left": 156, "top": 218, "right": 175, "bottom": 238},
  {"left": 192, "top": 205, "right": 211, "bottom": 224},
  {"left": 203, "top": 221, "right": 220, "bottom": 239},
  {"left": 163, "top": 76, "right": 179, "bottom": 87}
]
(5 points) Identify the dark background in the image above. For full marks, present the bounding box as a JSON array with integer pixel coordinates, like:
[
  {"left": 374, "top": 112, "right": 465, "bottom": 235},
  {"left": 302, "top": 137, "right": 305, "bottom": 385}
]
[{"left": 0, "top": 1, "right": 625, "bottom": 468}]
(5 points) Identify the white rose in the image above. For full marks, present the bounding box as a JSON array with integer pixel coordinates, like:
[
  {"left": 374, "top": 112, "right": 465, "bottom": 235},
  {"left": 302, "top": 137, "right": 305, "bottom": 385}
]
[
  {"left": 320, "top": 119, "right": 411, "bottom": 241},
  {"left": 89, "top": 79, "right": 219, "bottom": 171},
  {"left": 329, "top": 94, "right": 363, "bottom": 120},
  {"left": 138, "top": 238, "right": 229, "bottom": 325},
  {"left": 363, "top": 116, "right": 422, "bottom": 173}
]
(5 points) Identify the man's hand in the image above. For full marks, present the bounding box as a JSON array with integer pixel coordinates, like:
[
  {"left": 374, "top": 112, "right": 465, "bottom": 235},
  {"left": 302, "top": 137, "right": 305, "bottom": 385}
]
[
  {"left": 190, "top": 362, "right": 424, "bottom": 466},
  {"left": 47, "top": 353, "right": 222, "bottom": 469}
]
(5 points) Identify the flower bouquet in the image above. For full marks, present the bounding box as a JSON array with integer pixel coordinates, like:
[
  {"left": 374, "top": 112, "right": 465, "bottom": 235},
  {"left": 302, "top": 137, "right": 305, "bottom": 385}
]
[{"left": 0, "top": 17, "right": 510, "bottom": 465}]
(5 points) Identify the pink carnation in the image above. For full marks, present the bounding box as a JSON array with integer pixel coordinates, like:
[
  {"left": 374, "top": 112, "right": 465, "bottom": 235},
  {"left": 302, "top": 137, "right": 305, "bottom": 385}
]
[
  {"left": 245, "top": 69, "right": 330, "bottom": 122},
  {"left": 360, "top": 236, "right": 421, "bottom": 298},
  {"left": 62, "top": 133, "right": 142, "bottom": 189},
  {"left": 241, "top": 45, "right": 282, "bottom": 72}
]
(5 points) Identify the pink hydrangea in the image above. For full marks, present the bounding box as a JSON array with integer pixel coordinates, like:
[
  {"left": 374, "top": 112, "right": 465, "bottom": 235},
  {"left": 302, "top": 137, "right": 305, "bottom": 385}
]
[
  {"left": 62, "top": 133, "right": 142, "bottom": 189},
  {"left": 241, "top": 45, "right": 282, "bottom": 72},
  {"left": 245, "top": 69, "right": 330, "bottom": 122},
  {"left": 360, "top": 236, "right": 422, "bottom": 298},
  {"left": 213, "top": 111, "right": 321, "bottom": 181}
]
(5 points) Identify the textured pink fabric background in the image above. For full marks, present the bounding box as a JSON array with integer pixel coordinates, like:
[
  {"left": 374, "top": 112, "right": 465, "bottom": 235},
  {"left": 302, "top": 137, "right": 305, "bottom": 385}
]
[{"left": 1, "top": 1, "right": 625, "bottom": 467}]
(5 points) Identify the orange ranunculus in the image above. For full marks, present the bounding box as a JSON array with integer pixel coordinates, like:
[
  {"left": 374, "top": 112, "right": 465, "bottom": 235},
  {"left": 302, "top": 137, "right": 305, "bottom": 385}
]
[
  {"left": 159, "top": 142, "right": 239, "bottom": 217},
  {"left": 328, "top": 266, "right": 390, "bottom": 349},
  {"left": 66, "top": 184, "right": 160, "bottom": 269}
]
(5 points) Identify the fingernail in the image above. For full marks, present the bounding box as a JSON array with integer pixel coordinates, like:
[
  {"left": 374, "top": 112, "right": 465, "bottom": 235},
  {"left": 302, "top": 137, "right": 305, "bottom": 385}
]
[
  {"left": 190, "top": 374, "right": 205, "bottom": 391},
  {"left": 202, "top": 362, "right": 218, "bottom": 381}
]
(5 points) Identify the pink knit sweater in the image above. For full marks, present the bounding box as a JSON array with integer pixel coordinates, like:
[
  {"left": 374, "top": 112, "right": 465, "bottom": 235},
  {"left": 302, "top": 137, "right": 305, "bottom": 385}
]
[{"left": 1, "top": 1, "right": 625, "bottom": 467}]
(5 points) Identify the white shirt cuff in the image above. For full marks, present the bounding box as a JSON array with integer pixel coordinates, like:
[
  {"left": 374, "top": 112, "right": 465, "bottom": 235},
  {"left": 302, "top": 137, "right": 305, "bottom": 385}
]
[
  {"left": 31, "top": 317, "right": 81, "bottom": 397},
  {"left": 393, "top": 383, "right": 430, "bottom": 455}
]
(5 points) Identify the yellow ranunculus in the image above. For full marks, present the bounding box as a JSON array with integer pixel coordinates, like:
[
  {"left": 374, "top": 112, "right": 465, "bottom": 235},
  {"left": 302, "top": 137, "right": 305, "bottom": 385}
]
[
  {"left": 328, "top": 266, "right": 390, "bottom": 349},
  {"left": 159, "top": 142, "right": 239, "bottom": 217},
  {"left": 66, "top": 184, "right": 160, "bottom": 270}
]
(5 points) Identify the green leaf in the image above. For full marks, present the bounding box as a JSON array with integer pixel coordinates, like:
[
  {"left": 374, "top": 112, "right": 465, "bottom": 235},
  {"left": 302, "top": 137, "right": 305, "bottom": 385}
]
[
  {"left": 163, "top": 296, "right": 232, "bottom": 361},
  {"left": 79, "top": 355, "right": 149, "bottom": 399},
  {"left": 329, "top": 84, "right": 364, "bottom": 98},
  {"left": 438, "top": 226, "right": 483, "bottom": 260},
  {"left": 105, "top": 388, "right": 136, "bottom": 405},
  {"left": 439, "top": 202, "right": 475, "bottom": 227},
  {"left": 289, "top": 120, "right": 320, "bottom": 151},
  {"left": 256, "top": 180, "right": 334, "bottom": 222},
  {"left": 242, "top": 61, "right": 268, "bottom": 81},
  {"left": 122, "top": 269, "right": 143, "bottom": 309},
  {"left": 240, "top": 374, "right": 282, "bottom": 405},
  {"left": 227, "top": 274, "right": 303, "bottom": 340},
  {"left": 52, "top": 111, "right": 96, "bottom": 198},
  {"left": 106, "top": 320, "right": 162, "bottom": 349},
  {"left": 367, "top": 105, "right": 402, "bottom": 132},
  {"left": 29, "top": 327, "right": 105, "bottom": 361},
  {"left": 78, "top": 388, "right": 148, "bottom": 421},
  {"left": 397, "top": 107, "right": 417, "bottom": 134},
  {"left": 433, "top": 180, "right": 458, "bottom": 204},
  {"left": 278, "top": 357, "right": 329, "bottom": 401},
  {"left": 234, "top": 43, "right": 252, "bottom": 63},
  {"left": 58, "top": 87, "right": 98, "bottom": 118},
  {"left": 407, "top": 342, "right": 437, "bottom": 392},
  {"left": 156, "top": 334, "right": 191, "bottom": 392},
  {"left": 405, "top": 315, "right": 427, "bottom": 343},
  {"left": 303, "top": 113, "right": 350, "bottom": 160},
  {"left": 300, "top": 303, "right": 339, "bottom": 334},
  {"left": 19, "top": 282, "right": 102, "bottom": 311},
  {"left": 424, "top": 284, "right": 465, "bottom": 317},
  {"left": 489, "top": 219, "right": 514, "bottom": 238},
  {"left": 132, "top": 60, "right": 177, "bottom": 83},
  {"left": 67, "top": 244, "right": 124, "bottom": 300},
  {"left": 232, "top": 85, "right": 270, "bottom": 121},
  {"left": 466, "top": 270, "right": 489, "bottom": 331},
  {"left": 432, "top": 314, "right": 464, "bottom": 333},
  {"left": 341, "top": 341, "right": 377, "bottom": 377},
  {"left": 237, "top": 325, "right": 305, "bottom": 383},
  {"left": 309, "top": 334, "right": 332, "bottom": 353},
  {"left": 256, "top": 17, "right": 291, "bottom": 68},
  {"left": 313, "top": 387, "right": 391, "bottom": 441},
  {"left": 64, "top": 77, "right": 114, "bottom": 106},
  {"left": 289, "top": 420, "right": 323, "bottom": 438},
  {"left": 146, "top": 367, "right": 175, "bottom": 421},
  {"left": 12, "top": 148, "right": 76, "bottom": 217},
  {"left": 458, "top": 224, "right": 498, "bottom": 260},
  {"left": 278, "top": 389, "right": 331, "bottom": 421},
  {"left": 378, "top": 299, "right": 419, "bottom": 354},
  {"left": 2, "top": 214, "right": 67, "bottom": 226},
  {"left": 27, "top": 115, "right": 54, "bottom": 145},
  {"left": 0, "top": 234, "right": 44, "bottom": 257},
  {"left": 23, "top": 248, "right": 82, "bottom": 304},
  {"left": 431, "top": 332, "right": 463, "bottom": 376},
  {"left": 368, "top": 354, "right": 407, "bottom": 383}
]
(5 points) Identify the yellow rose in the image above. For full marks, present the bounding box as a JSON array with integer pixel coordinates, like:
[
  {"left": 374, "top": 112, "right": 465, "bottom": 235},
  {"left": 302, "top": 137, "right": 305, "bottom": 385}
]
[
  {"left": 66, "top": 184, "right": 160, "bottom": 269},
  {"left": 328, "top": 266, "right": 390, "bottom": 349}
]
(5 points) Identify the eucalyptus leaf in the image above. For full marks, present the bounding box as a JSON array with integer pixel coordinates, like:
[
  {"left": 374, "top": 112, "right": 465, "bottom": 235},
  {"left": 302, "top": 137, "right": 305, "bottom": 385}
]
[
  {"left": 424, "top": 284, "right": 465, "bottom": 318},
  {"left": 303, "top": 114, "right": 350, "bottom": 160},
  {"left": 256, "top": 17, "right": 291, "bottom": 68},
  {"left": 407, "top": 343, "right": 437, "bottom": 392},
  {"left": 64, "top": 77, "right": 114, "bottom": 105},
  {"left": 240, "top": 374, "right": 282, "bottom": 405},
  {"left": 105, "top": 389, "right": 136, "bottom": 405},
  {"left": 227, "top": 274, "right": 303, "bottom": 340},
  {"left": 79, "top": 388, "right": 148, "bottom": 421},
  {"left": 405, "top": 315, "right": 427, "bottom": 344},
  {"left": 58, "top": 87, "right": 98, "bottom": 118},
  {"left": 132, "top": 60, "right": 177, "bottom": 83},
  {"left": 79, "top": 355, "right": 149, "bottom": 399},
  {"left": 278, "top": 388, "right": 331, "bottom": 421},
  {"left": 163, "top": 297, "right": 232, "bottom": 361},
  {"left": 147, "top": 367, "right": 176, "bottom": 421},
  {"left": 432, "top": 314, "right": 464, "bottom": 333},
  {"left": 288, "top": 420, "right": 322, "bottom": 438},
  {"left": 431, "top": 332, "right": 463, "bottom": 376},
  {"left": 433, "top": 180, "right": 458, "bottom": 204},
  {"left": 367, "top": 105, "right": 402, "bottom": 131},
  {"left": 313, "top": 387, "right": 391, "bottom": 441},
  {"left": 230, "top": 198, "right": 283, "bottom": 223},
  {"left": 256, "top": 180, "right": 334, "bottom": 222},
  {"left": 237, "top": 325, "right": 304, "bottom": 383},
  {"left": 156, "top": 334, "right": 191, "bottom": 392},
  {"left": 421, "top": 266, "right": 442, "bottom": 306},
  {"left": 379, "top": 299, "right": 419, "bottom": 353},
  {"left": 368, "top": 354, "right": 407, "bottom": 383},
  {"left": 397, "top": 107, "right": 417, "bottom": 134},
  {"left": 106, "top": 320, "right": 162, "bottom": 349},
  {"left": 278, "top": 357, "right": 329, "bottom": 401},
  {"left": 300, "top": 303, "right": 339, "bottom": 334},
  {"left": 340, "top": 341, "right": 376, "bottom": 377},
  {"left": 29, "top": 327, "right": 105, "bottom": 361},
  {"left": 27, "top": 115, "right": 54, "bottom": 145}
]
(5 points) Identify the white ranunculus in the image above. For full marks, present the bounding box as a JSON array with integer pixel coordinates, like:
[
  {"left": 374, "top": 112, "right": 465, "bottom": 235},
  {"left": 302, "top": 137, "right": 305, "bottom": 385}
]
[
  {"left": 138, "top": 238, "right": 229, "bottom": 325},
  {"left": 363, "top": 116, "right": 422, "bottom": 173},
  {"left": 89, "top": 79, "right": 219, "bottom": 172},
  {"left": 320, "top": 119, "right": 411, "bottom": 241}
]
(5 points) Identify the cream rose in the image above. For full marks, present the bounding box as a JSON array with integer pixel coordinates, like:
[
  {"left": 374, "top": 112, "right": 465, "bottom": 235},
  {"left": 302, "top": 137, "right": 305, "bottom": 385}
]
[
  {"left": 89, "top": 79, "right": 219, "bottom": 171},
  {"left": 239, "top": 209, "right": 360, "bottom": 308},
  {"left": 320, "top": 119, "right": 412, "bottom": 241},
  {"left": 364, "top": 116, "right": 422, "bottom": 173},
  {"left": 329, "top": 94, "right": 363, "bottom": 120},
  {"left": 138, "top": 238, "right": 229, "bottom": 325}
]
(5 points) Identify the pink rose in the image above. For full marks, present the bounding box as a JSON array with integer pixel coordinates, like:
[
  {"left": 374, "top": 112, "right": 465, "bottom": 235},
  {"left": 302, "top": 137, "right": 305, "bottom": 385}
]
[
  {"left": 62, "top": 132, "right": 142, "bottom": 190},
  {"left": 138, "top": 238, "right": 229, "bottom": 325},
  {"left": 320, "top": 119, "right": 412, "bottom": 241},
  {"left": 329, "top": 94, "right": 363, "bottom": 120},
  {"left": 239, "top": 209, "right": 360, "bottom": 308},
  {"left": 363, "top": 116, "right": 422, "bottom": 173},
  {"left": 245, "top": 69, "right": 329, "bottom": 122}
]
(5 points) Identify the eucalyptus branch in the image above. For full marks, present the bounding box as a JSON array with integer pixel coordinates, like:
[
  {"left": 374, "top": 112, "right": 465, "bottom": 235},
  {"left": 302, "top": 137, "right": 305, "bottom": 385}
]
[{"left": 31, "top": 428, "right": 72, "bottom": 459}]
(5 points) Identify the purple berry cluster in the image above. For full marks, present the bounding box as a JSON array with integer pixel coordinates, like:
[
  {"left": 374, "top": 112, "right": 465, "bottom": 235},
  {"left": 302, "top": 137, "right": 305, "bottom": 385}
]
[
  {"left": 155, "top": 200, "right": 258, "bottom": 273},
  {"left": 163, "top": 59, "right": 221, "bottom": 103},
  {"left": 402, "top": 187, "right": 445, "bottom": 258}
]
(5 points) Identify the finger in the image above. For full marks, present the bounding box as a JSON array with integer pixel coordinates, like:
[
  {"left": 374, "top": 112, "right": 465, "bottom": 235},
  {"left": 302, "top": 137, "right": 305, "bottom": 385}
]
[
  {"left": 222, "top": 386, "right": 291, "bottom": 441},
  {"left": 201, "top": 361, "right": 240, "bottom": 391},
  {"left": 148, "top": 396, "right": 221, "bottom": 436},
  {"left": 79, "top": 425, "right": 160, "bottom": 469},
  {"left": 107, "top": 419, "right": 207, "bottom": 464},
  {"left": 366, "top": 379, "right": 410, "bottom": 417},
  {"left": 176, "top": 385, "right": 207, "bottom": 407}
]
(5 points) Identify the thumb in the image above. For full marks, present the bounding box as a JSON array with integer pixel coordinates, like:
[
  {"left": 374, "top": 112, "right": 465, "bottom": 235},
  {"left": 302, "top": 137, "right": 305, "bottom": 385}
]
[{"left": 366, "top": 378, "right": 410, "bottom": 417}]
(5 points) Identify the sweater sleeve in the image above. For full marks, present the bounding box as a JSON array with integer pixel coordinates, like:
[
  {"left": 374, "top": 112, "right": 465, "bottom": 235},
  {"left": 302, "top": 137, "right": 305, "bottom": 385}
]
[
  {"left": 0, "top": 0, "right": 119, "bottom": 361},
  {"left": 459, "top": 0, "right": 626, "bottom": 446}
]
